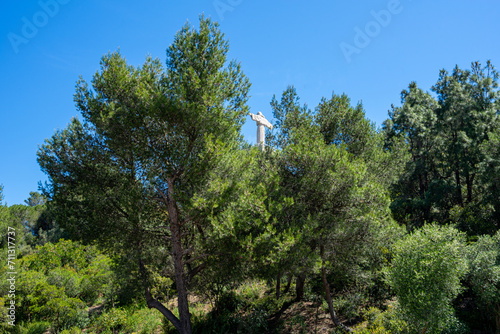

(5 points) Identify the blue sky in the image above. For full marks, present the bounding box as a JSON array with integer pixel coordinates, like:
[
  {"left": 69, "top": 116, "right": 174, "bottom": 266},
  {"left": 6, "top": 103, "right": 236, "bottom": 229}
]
[{"left": 1, "top": 0, "right": 499, "bottom": 205}]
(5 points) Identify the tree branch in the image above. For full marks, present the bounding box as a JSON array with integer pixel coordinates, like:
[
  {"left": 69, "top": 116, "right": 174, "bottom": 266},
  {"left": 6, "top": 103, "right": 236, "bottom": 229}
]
[
  {"left": 138, "top": 256, "right": 182, "bottom": 332},
  {"left": 185, "top": 253, "right": 211, "bottom": 265},
  {"left": 188, "top": 262, "right": 207, "bottom": 281},
  {"left": 145, "top": 288, "right": 182, "bottom": 331}
]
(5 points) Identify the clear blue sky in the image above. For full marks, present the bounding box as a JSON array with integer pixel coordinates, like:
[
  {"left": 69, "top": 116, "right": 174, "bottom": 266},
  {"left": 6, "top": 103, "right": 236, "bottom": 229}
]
[{"left": 1, "top": 0, "right": 499, "bottom": 205}]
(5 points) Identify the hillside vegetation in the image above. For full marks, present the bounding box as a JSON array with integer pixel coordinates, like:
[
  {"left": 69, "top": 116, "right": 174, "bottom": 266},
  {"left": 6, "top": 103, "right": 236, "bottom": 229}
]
[{"left": 1, "top": 16, "right": 500, "bottom": 334}]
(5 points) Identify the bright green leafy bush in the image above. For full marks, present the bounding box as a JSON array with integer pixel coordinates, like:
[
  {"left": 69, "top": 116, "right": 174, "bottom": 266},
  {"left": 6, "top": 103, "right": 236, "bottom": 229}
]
[{"left": 388, "top": 224, "right": 468, "bottom": 333}]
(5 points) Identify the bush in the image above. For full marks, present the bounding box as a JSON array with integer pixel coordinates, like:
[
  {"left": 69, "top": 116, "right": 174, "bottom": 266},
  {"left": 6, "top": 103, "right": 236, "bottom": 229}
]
[
  {"left": 440, "top": 316, "right": 469, "bottom": 334},
  {"left": 464, "top": 230, "right": 500, "bottom": 331},
  {"left": 330, "top": 291, "right": 367, "bottom": 323},
  {"left": 161, "top": 289, "right": 271, "bottom": 334},
  {"left": 25, "top": 321, "right": 52, "bottom": 334},
  {"left": 214, "top": 291, "right": 243, "bottom": 314},
  {"left": 43, "top": 296, "right": 88, "bottom": 331},
  {"left": 387, "top": 224, "right": 468, "bottom": 333},
  {"left": 93, "top": 308, "right": 127, "bottom": 334},
  {"left": 19, "top": 240, "right": 114, "bottom": 307},
  {"left": 80, "top": 254, "right": 115, "bottom": 305},
  {"left": 60, "top": 327, "right": 84, "bottom": 334},
  {"left": 47, "top": 267, "right": 82, "bottom": 298},
  {"left": 123, "top": 307, "right": 163, "bottom": 334},
  {"left": 236, "top": 280, "right": 266, "bottom": 303},
  {"left": 15, "top": 270, "right": 88, "bottom": 331},
  {"left": 189, "top": 308, "right": 269, "bottom": 334},
  {"left": 3, "top": 321, "right": 52, "bottom": 334},
  {"left": 353, "top": 306, "right": 409, "bottom": 334}
]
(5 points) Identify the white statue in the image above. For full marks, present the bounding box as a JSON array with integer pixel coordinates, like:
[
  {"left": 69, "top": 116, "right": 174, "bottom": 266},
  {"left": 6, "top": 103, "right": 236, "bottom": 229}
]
[{"left": 249, "top": 112, "right": 273, "bottom": 151}]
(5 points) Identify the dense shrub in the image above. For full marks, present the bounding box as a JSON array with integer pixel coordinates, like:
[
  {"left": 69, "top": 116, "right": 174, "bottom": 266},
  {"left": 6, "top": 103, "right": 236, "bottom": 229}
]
[
  {"left": 353, "top": 306, "right": 409, "bottom": 334},
  {"left": 387, "top": 224, "right": 468, "bottom": 333},
  {"left": 464, "top": 230, "right": 500, "bottom": 331},
  {"left": 0, "top": 240, "right": 114, "bottom": 332}
]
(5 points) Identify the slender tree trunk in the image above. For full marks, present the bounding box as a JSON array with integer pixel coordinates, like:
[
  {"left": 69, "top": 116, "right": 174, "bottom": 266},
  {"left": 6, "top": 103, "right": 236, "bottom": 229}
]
[
  {"left": 422, "top": 167, "right": 432, "bottom": 222},
  {"left": 139, "top": 254, "right": 183, "bottom": 332},
  {"left": 419, "top": 173, "right": 425, "bottom": 198},
  {"left": 453, "top": 141, "right": 464, "bottom": 207},
  {"left": 284, "top": 274, "right": 292, "bottom": 294},
  {"left": 320, "top": 244, "right": 352, "bottom": 333},
  {"left": 276, "top": 272, "right": 282, "bottom": 299},
  {"left": 167, "top": 178, "right": 192, "bottom": 334},
  {"left": 495, "top": 304, "right": 500, "bottom": 334},
  {"left": 465, "top": 173, "right": 474, "bottom": 204},
  {"left": 295, "top": 273, "right": 306, "bottom": 301},
  {"left": 455, "top": 167, "right": 463, "bottom": 207},
  {"left": 145, "top": 288, "right": 182, "bottom": 331}
]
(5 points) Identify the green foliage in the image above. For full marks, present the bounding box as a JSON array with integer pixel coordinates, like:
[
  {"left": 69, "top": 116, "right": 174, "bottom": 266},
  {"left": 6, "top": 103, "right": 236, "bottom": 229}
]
[
  {"left": 464, "top": 230, "right": 500, "bottom": 330},
  {"left": 124, "top": 307, "right": 163, "bottom": 334},
  {"left": 353, "top": 306, "right": 409, "bottom": 334},
  {"left": 8, "top": 321, "right": 52, "bottom": 334},
  {"left": 15, "top": 269, "right": 88, "bottom": 331},
  {"left": 60, "top": 327, "right": 84, "bottom": 334},
  {"left": 260, "top": 86, "right": 403, "bottom": 330},
  {"left": 388, "top": 224, "right": 468, "bottom": 333},
  {"left": 384, "top": 61, "right": 500, "bottom": 232},
  {"left": 149, "top": 272, "right": 174, "bottom": 303},
  {"left": 38, "top": 15, "right": 252, "bottom": 333},
  {"left": 190, "top": 147, "right": 276, "bottom": 296},
  {"left": 0, "top": 193, "right": 62, "bottom": 261},
  {"left": 24, "top": 191, "right": 46, "bottom": 207},
  {"left": 279, "top": 124, "right": 396, "bottom": 289},
  {"left": 47, "top": 267, "right": 82, "bottom": 298},
  {"left": 93, "top": 308, "right": 127, "bottom": 334},
  {"left": 80, "top": 254, "right": 115, "bottom": 305},
  {"left": 315, "top": 92, "right": 375, "bottom": 157},
  {"left": 330, "top": 292, "right": 367, "bottom": 323},
  {"left": 194, "top": 301, "right": 270, "bottom": 334},
  {"left": 42, "top": 296, "right": 88, "bottom": 331},
  {"left": 0, "top": 239, "right": 114, "bottom": 332},
  {"left": 26, "top": 321, "right": 52, "bottom": 334},
  {"left": 236, "top": 280, "right": 268, "bottom": 305},
  {"left": 267, "top": 85, "right": 313, "bottom": 149},
  {"left": 0, "top": 204, "right": 36, "bottom": 254},
  {"left": 161, "top": 285, "right": 282, "bottom": 334},
  {"left": 27, "top": 13, "right": 500, "bottom": 334},
  {"left": 479, "top": 127, "right": 500, "bottom": 230}
]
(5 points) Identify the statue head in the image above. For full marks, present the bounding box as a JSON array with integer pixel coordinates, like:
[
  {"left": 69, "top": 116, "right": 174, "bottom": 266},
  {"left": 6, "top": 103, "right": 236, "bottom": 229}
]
[{"left": 257, "top": 112, "right": 264, "bottom": 116}]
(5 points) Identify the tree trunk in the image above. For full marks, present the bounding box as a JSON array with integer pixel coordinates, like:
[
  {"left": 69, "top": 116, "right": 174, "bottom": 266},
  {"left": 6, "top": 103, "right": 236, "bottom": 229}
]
[
  {"left": 495, "top": 304, "right": 500, "bottom": 334},
  {"left": 276, "top": 272, "right": 282, "bottom": 299},
  {"left": 167, "top": 178, "right": 192, "bottom": 334},
  {"left": 454, "top": 145, "right": 464, "bottom": 207},
  {"left": 465, "top": 172, "right": 474, "bottom": 204},
  {"left": 284, "top": 274, "right": 293, "bottom": 294},
  {"left": 320, "top": 244, "right": 352, "bottom": 333},
  {"left": 295, "top": 273, "right": 306, "bottom": 301},
  {"left": 145, "top": 288, "right": 182, "bottom": 331},
  {"left": 455, "top": 167, "right": 463, "bottom": 207},
  {"left": 139, "top": 254, "right": 183, "bottom": 332}
]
